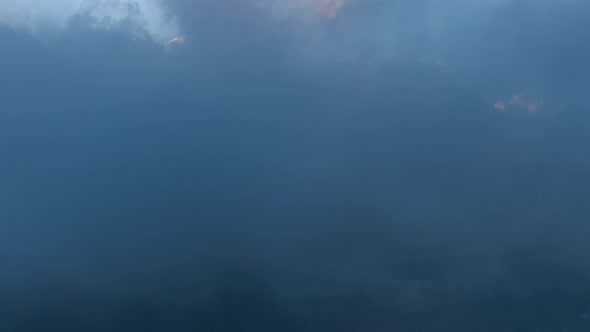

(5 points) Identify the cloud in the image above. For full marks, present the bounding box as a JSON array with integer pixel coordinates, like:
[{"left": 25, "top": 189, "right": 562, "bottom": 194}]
[
  {"left": 3, "top": 1, "right": 590, "bottom": 331},
  {"left": 509, "top": 94, "right": 544, "bottom": 112},
  {"left": 262, "top": 0, "right": 347, "bottom": 22},
  {"left": 315, "top": 0, "right": 346, "bottom": 20},
  {"left": 494, "top": 94, "right": 547, "bottom": 112},
  {"left": 168, "top": 36, "right": 185, "bottom": 45},
  {"left": 0, "top": 0, "right": 180, "bottom": 45}
]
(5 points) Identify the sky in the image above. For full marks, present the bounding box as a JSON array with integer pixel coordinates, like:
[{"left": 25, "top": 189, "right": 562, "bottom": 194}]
[{"left": 1, "top": 1, "right": 590, "bottom": 331}]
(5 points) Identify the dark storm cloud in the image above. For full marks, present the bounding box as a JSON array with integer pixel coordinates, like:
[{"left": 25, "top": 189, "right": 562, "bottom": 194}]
[{"left": 1, "top": 1, "right": 590, "bottom": 331}]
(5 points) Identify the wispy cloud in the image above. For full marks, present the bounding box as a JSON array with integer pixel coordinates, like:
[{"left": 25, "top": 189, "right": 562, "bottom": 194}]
[
  {"left": 494, "top": 94, "right": 546, "bottom": 112},
  {"left": 168, "top": 36, "right": 185, "bottom": 45},
  {"left": 316, "top": 0, "right": 346, "bottom": 20},
  {"left": 0, "top": 0, "right": 180, "bottom": 45},
  {"left": 494, "top": 101, "right": 506, "bottom": 111},
  {"left": 262, "top": 0, "right": 347, "bottom": 21}
]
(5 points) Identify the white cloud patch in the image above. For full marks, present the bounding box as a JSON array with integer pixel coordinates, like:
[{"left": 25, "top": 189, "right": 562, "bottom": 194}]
[{"left": 0, "top": 0, "right": 180, "bottom": 45}]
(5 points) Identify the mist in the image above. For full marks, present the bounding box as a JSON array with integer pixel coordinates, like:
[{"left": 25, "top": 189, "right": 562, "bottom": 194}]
[{"left": 1, "top": 1, "right": 590, "bottom": 331}]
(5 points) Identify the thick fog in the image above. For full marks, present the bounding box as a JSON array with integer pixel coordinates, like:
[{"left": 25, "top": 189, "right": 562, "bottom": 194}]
[{"left": 1, "top": 1, "right": 590, "bottom": 331}]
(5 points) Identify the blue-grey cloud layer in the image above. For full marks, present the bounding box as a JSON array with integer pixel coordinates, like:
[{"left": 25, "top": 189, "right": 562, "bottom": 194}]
[{"left": 1, "top": 1, "right": 590, "bottom": 331}]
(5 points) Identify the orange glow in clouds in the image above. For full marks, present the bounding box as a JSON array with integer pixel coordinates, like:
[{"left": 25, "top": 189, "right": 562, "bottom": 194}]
[
  {"left": 316, "top": 0, "right": 345, "bottom": 20},
  {"left": 494, "top": 94, "right": 545, "bottom": 113},
  {"left": 494, "top": 101, "right": 506, "bottom": 111},
  {"left": 265, "top": 0, "right": 346, "bottom": 21}
]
